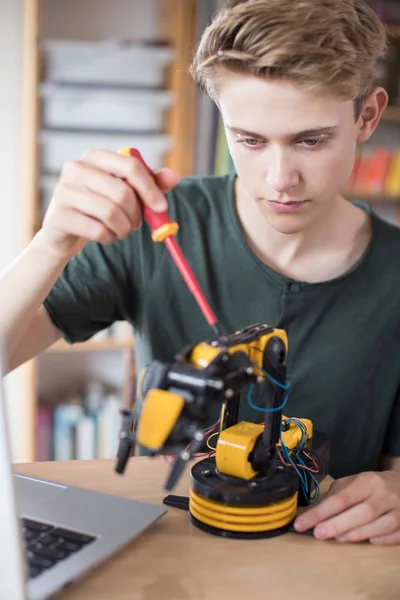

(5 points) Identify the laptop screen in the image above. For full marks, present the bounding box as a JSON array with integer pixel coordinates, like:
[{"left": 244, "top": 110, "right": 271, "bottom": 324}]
[{"left": 0, "top": 341, "right": 28, "bottom": 599}]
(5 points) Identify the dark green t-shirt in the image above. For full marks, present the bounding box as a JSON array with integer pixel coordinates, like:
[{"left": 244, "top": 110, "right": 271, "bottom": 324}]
[{"left": 43, "top": 174, "right": 400, "bottom": 479}]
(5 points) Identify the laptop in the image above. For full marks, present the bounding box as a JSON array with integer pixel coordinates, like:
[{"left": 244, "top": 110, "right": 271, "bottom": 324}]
[{"left": 0, "top": 346, "right": 166, "bottom": 600}]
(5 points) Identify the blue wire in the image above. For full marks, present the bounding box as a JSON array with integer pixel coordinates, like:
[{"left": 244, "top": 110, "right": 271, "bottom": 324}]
[
  {"left": 247, "top": 384, "right": 289, "bottom": 412},
  {"left": 248, "top": 360, "right": 320, "bottom": 503},
  {"left": 246, "top": 361, "right": 291, "bottom": 412},
  {"left": 251, "top": 363, "right": 291, "bottom": 390},
  {"left": 295, "top": 448, "right": 321, "bottom": 504},
  {"left": 286, "top": 418, "right": 307, "bottom": 447},
  {"left": 308, "top": 471, "right": 321, "bottom": 504},
  {"left": 279, "top": 435, "right": 309, "bottom": 495}
]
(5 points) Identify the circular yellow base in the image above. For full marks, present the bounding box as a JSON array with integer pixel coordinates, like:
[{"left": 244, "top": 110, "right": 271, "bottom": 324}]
[{"left": 189, "top": 488, "right": 298, "bottom": 533}]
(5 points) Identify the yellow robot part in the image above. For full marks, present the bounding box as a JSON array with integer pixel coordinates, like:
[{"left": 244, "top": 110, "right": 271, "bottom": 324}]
[
  {"left": 280, "top": 417, "right": 313, "bottom": 450},
  {"left": 216, "top": 422, "right": 264, "bottom": 480},
  {"left": 189, "top": 489, "right": 298, "bottom": 533},
  {"left": 136, "top": 389, "right": 184, "bottom": 450},
  {"left": 233, "top": 328, "right": 288, "bottom": 376},
  {"left": 189, "top": 328, "right": 288, "bottom": 372},
  {"left": 188, "top": 343, "right": 220, "bottom": 368}
]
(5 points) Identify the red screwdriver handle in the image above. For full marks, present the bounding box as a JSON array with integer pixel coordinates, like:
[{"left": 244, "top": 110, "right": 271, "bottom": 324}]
[
  {"left": 118, "top": 147, "right": 178, "bottom": 242},
  {"left": 118, "top": 147, "right": 221, "bottom": 334}
]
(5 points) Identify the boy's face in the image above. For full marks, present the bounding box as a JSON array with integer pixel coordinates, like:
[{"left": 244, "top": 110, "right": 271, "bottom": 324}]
[{"left": 217, "top": 73, "right": 376, "bottom": 234}]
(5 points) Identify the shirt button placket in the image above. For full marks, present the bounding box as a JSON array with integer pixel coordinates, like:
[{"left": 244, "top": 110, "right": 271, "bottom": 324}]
[{"left": 288, "top": 282, "right": 301, "bottom": 294}]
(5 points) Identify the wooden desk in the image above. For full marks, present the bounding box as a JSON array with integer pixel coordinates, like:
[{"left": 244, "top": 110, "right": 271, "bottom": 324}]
[{"left": 16, "top": 458, "right": 400, "bottom": 600}]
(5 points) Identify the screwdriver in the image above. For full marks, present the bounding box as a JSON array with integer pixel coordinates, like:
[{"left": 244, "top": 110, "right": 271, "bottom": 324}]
[{"left": 118, "top": 147, "right": 222, "bottom": 337}]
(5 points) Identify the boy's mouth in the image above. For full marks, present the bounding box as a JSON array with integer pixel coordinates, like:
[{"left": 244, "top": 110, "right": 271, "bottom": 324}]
[{"left": 267, "top": 199, "right": 310, "bottom": 213}]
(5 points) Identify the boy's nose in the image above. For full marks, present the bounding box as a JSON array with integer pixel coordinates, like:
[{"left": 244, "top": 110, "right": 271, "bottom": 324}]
[{"left": 265, "top": 152, "right": 300, "bottom": 193}]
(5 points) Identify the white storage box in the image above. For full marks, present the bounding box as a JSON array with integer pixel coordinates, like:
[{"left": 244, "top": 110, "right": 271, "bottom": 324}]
[
  {"left": 39, "top": 130, "right": 173, "bottom": 173},
  {"left": 40, "top": 84, "right": 174, "bottom": 132},
  {"left": 42, "top": 39, "right": 174, "bottom": 87}
]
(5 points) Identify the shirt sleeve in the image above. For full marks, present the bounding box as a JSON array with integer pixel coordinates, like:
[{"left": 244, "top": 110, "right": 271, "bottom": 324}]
[
  {"left": 41, "top": 177, "right": 200, "bottom": 344},
  {"left": 43, "top": 236, "right": 141, "bottom": 344}
]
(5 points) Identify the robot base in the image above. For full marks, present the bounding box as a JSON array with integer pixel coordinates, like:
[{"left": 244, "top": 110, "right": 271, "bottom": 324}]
[{"left": 188, "top": 456, "right": 299, "bottom": 539}]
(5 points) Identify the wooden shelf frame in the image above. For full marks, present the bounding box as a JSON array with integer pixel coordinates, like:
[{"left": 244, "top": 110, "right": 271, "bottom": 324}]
[
  {"left": 159, "top": 0, "right": 198, "bottom": 177},
  {"left": 20, "top": 0, "right": 40, "bottom": 462}
]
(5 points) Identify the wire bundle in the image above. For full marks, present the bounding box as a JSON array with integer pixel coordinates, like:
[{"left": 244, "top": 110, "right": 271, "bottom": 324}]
[
  {"left": 245, "top": 366, "right": 320, "bottom": 504},
  {"left": 278, "top": 418, "right": 321, "bottom": 504}
]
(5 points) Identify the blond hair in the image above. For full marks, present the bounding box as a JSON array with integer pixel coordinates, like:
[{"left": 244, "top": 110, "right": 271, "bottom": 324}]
[{"left": 190, "top": 0, "right": 388, "bottom": 115}]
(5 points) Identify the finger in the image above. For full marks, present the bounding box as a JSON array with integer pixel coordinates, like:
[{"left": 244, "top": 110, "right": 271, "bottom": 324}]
[
  {"left": 80, "top": 149, "right": 170, "bottom": 212},
  {"left": 370, "top": 528, "right": 400, "bottom": 546},
  {"left": 313, "top": 494, "right": 399, "bottom": 540},
  {"left": 55, "top": 206, "right": 117, "bottom": 245},
  {"left": 153, "top": 168, "right": 180, "bottom": 193},
  {"left": 294, "top": 473, "right": 379, "bottom": 532},
  {"left": 58, "top": 184, "right": 133, "bottom": 239},
  {"left": 337, "top": 510, "right": 400, "bottom": 543},
  {"left": 62, "top": 160, "right": 143, "bottom": 228}
]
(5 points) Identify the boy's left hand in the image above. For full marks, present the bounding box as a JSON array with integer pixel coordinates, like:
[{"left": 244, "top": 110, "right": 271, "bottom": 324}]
[{"left": 293, "top": 471, "right": 400, "bottom": 545}]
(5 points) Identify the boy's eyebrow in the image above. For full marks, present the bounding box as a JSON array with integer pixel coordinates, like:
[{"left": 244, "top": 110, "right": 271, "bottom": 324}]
[{"left": 226, "top": 125, "right": 338, "bottom": 138}]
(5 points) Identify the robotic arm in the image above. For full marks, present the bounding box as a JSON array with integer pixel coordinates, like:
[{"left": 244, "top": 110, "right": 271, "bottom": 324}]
[{"left": 115, "top": 323, "right": 330, "bottom": 538}]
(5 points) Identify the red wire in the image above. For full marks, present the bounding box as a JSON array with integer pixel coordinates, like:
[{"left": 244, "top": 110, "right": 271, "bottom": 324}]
[{"left": 299, "top": 450, "right": 319, "bottom": 473}]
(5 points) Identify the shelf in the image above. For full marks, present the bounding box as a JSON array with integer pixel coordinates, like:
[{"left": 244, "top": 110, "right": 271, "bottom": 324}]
[
  {"left": 381, "top": 106, "right": 400, "bottom": 123},
  {"left": 46, "top": 339, "right": 133, "bottom": 353}
]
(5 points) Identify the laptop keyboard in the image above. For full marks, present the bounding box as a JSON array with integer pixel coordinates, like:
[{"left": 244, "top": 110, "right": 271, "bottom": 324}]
[{"left": 22, "top": 518, "right": 96, "bottom": 580}]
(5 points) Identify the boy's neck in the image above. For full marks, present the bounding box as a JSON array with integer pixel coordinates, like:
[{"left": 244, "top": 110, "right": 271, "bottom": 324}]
[{"left": 234, "top": 178, "right": 372, "bottom": 283}]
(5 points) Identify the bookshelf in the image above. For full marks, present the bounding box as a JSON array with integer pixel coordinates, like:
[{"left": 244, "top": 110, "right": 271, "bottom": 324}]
[
  {"left": 345, "top": 192, "right": 400, "bottom": 202},
  {"left": 19, "top": 0, "right": 197, "bottom": 462},
  {"left": 381, "top": 106, "right": 400, "bottom": 123},
  {"left": 342, "top": 20, "right": 400, "bottom": 225}
]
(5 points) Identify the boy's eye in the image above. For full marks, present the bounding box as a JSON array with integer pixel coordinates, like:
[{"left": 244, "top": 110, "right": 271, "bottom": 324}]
[
  {"left": 244, "top": 137, "right": 260, "bottom": 146},
  {"left": 300, "top": 138, "right": 324, "bottom": 147},
  {"left": 236, "top": 135, "right": 326, "bottom": 149},
  {"left": 237, "top": 136, "right": 263, "bottom": 148}
]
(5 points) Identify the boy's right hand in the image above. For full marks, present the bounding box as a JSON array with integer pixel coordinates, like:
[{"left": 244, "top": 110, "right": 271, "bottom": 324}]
[{"left": 37, "top": 149, "right": 180, "bottom": 259}]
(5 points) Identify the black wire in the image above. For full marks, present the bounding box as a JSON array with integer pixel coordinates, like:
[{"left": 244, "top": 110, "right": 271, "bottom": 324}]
[{"left": 211, "top": 322, "right": 224, "bottom": 337}]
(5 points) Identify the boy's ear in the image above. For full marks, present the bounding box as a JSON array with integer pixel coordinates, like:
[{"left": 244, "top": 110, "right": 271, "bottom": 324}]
[{"left": 356, "top": 87, "right": 388, "bottom": 143}]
